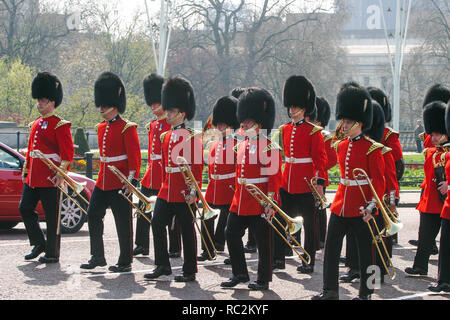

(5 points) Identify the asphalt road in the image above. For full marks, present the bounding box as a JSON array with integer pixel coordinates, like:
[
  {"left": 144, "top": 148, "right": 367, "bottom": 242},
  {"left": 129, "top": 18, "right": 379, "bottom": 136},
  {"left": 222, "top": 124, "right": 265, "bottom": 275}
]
[{"left": 0, "top": 195, "right": 449, "bottom": 301}]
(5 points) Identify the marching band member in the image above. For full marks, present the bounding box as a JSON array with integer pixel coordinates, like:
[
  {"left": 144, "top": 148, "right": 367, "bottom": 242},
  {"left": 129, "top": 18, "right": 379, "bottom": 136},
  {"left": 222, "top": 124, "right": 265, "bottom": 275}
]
[
  {"left": 313, "top": 83, "right": 385, "bottom": 300},
  {"left": 20, "top": 72, "right": 73, "bottom": 263},
  {"left": 199, "top": 96, "right": 240, "bottom": 261},
  {"left": 133, "top": 73, "right": 181, "bottom": 258},
  {"left": 220, "top": 87, "right": 282, "bottom": 291},
  {"left": 273, "top": 76, "right": 327, "bottom": 273},
  {"left": 428, "top": 101, "right": 450, "bottom": 293},
  {"left": 405, "top": 101, "right": 448, "bottom": 277},
  {"left": 144, "top": 77, "right": 203, "bottom": 282},
  {"left": 80, "top": 72, "right": 141, "bottom": 272}
]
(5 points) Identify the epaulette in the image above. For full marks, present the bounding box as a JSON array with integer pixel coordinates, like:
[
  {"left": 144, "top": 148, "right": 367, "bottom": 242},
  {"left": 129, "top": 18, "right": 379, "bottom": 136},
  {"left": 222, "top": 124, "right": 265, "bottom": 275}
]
[
  {"left": 384, "top": 127, "right": 399, "bottom": 141},
  {"left": 233, "top": 140, "right": 244, "bottom": 153},
  {"left": 306, "top": 121, "right": 323, "bottom": 136},
  {"left": 418, "top": 132, "right": 425, "bottom": 142},
  {"left": 422, "top": 147, "right": 430, "bottom": 157},
  {"left": 145, "top": 122, "right": 152, "bottom": 132},
  {"left": 365, "top": 136, "right": 384, "bottom": 155},
  {"left": 94, "top": 123, "right": 101, "bottom": 134},
  {"left": 332, "top": 140, "right": 340, "bottom": 153},
  {"left": 381, "top": 146, "right": 392, "bottom": 155},
  {"left": 263, "top": 140, "right": 281, "bottom": 153},
  {"left": 54, "top": 118, "right": 71, "bottom": 130},
  {"left": 121, "top": 119, "right": 138, "bottom": 134},
  {"left": 322, "top": 130, "right": 333, "bottom": 142},
  {"left": 27, "top": 120, "right": 35, "bottom": 128},
  {"left": 160, "top": 131, "right": 169, "bottom": 143}
]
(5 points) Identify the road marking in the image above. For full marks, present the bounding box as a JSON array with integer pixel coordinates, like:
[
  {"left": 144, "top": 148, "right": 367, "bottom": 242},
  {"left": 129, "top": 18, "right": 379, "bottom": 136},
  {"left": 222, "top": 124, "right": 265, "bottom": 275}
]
[
  {"left": 389, "top": 292, "right": 436, "bottom": 300},
  {"left": 0, "top": 238, "right": 117, "bottom": 247}
]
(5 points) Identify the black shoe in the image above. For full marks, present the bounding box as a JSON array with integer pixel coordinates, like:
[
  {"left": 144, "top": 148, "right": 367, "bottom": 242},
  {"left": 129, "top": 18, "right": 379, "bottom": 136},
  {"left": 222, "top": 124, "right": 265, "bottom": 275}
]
[
  {"left": 220, "top": 274, "right": 250, "bottom": 288},
  {"left": 405, "top": 266, "right": 427, "bottom": 276},
  {"left": 197, "top": 252, "right": 216, "bottom": 262},
  {"left": 169, "top": 251, "right": 181, "bottom": 258},
  {"left": 38, "top": 256, "right": 59, "bottom": 264},
  {"left": 174, "top": 273, "right": 196, "bottom": 282},
  {"left": 108, "top": 264, "right": 132, "bottom": 273},
  {"left": 133, "top": 246, "right": 149, "bottom": 256},
  {"left": 244, "top": 244, "right": 257, "bottom": 253},
  {"left": 311, "top": 290, "right": 339, "bottom": 300},
  {"left": 428, "top": 283, "right": 450, "bottom": 293},
  {"left": 353, "top": 294, "right": 371, "bottom": 300},
  {"left": 297, "top": 264, "right": 314, "bottom": 274},
  {"left": 272, "top": 260, "right": 285, "bottom": 271},
  {"left": 80, "top": 256, "right": 107, "bottom": 269},
  {"left": 408, "top": 239, "right": 419, "bottom": 246},
  {"left": 339, "top": 269, "right": 360, "bottom": 283},
  {"left": 248, "top": 280, "right": 269, "bottom": 291},
  {"left": 24, "top": 244, "right": 45, "bottom": 260},
  {"left": 223, "top": 258, "right": 232, "bottom": 265},
  {"left": 144, "top": 265, "right": 172, "bottom": 279}
]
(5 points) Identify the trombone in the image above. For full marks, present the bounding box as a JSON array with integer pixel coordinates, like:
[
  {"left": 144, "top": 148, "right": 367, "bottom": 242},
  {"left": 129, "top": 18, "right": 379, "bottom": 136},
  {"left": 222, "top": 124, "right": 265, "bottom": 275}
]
[
  {"left": 244, "top": 183, "right": 311, "bottom": 265},
  {"left": 352, "top": 168, "right": 403, "bottom": 280},
  {"left": 34, "top": 149, "right": 88, "bottom": 216},
  {"left": 107, "top": 165, "right": 155, "bottom": 224},
  {"left": 176, "top": 156, "right": 218, "bottom": 261},
  {"left": 304, "top": 176, "right": 328, "bottom": 210}
]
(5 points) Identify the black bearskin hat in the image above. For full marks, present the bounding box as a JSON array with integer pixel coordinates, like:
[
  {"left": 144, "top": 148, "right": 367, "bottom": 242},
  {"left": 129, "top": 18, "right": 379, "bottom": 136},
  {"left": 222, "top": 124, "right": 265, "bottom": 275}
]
[
  {"left": 31, "top": 72, "right": 63, "bottom": 108},
  {"left": 143, "top": 73, "right": 164, "bottom": 106},
  {"left": 315, "top": 97, "right": 331, "bottom": 127},
  {"left": 230, "top": 87, "right": 246, "bottom": 99},
  {"left": 283, "top": 75, "right": 316, "bottom": 114},
  {"left": 423, "top": 101, "right": 447, "bottom": 135},
  {"left": 162, "top": 77, "right": 196, "bottom": 121},
  {"left": 423, "top": 84, "right": 450, "bottom": 108},
  {"left": 367, "top": 87, "right": 391, "bottom": 123},
  {"left": 445, "top": 102, "right": 450, "bottom": 138},
  {"left": 336, "top": 82, "right": 373, "bottom": 131},
  {"left": 237, "top": 87, "right": 276, "bottom": 133},
  {"left": 365, "top": 100, "right": 385, "bottom": 142},
  {"left": 212, "top": 96, "right": 239, "bottom": 129},
  {"left": 94, "top": 72, "right": 126, "bottom": 113}
]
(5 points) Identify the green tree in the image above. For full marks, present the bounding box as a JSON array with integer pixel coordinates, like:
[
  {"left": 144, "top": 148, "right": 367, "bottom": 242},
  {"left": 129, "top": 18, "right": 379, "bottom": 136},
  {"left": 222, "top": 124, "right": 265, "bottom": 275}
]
[{"left": 73, "top": 127, "right": 90, "bottom": 156}]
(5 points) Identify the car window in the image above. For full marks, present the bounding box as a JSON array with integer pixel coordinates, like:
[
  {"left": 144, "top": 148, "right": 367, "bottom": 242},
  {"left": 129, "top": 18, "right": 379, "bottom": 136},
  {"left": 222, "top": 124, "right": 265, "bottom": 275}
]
[{"left": 0, "top": 149, "right": 21, "bottom": 170}]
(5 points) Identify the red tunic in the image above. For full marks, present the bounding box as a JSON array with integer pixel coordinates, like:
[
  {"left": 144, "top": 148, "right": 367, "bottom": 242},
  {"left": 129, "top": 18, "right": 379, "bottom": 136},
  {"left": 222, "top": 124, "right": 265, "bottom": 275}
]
[
  {"left": 440, "top": 151, "right": 450, "bottom": 220},
  {"left": 330, "top": 135, "right": 385, "bottom": 218},
  {"left": 158, "top": 125, "right": 204, "bottom": 203},
  {"left": 229, "top": 134, "right": 282, "bottom": 216},
  {"left": 24, "top": 112, "right": 74, "bottom": 188},
  {"left": 323, "top": 130, "right": 337, "bottom": 187},
  {"left": 279, "top": 121, "right": 327, "bottom": 194},
  {"left": 95, "top": 116, "right": 141, "bottom": 191},
  {"left": 383, "top": 148, "right": 400, "bottom": 199},
  {"left": 205, "top": 135, "right": 237, "bottom": 205},
  {"left": 417, "top": 147, "right": 446, "bottom": 214},
  {"left": 141, "top": 117, "right": 171, "bottom": 190},
  {"left": 382, "top": 127, "right": 403, "bottom": 162}
]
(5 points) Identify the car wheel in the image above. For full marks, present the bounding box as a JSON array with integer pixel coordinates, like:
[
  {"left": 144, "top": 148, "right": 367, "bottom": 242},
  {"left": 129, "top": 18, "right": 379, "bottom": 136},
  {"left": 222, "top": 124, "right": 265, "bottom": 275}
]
[
  {"left": 60, "top": 192, "right": 88, "bottom": 234},
  {"left": 0, "top": 222, "right": 19, "bottom": 230}
]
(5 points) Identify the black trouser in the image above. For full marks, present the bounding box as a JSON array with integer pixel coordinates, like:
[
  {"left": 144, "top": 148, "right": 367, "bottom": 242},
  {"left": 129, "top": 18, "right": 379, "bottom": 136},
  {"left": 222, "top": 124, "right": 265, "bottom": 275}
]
[
  {"left": 413, "top": 212, "right": 441, "bottom": 272},
  {"left": 318, "top": 187, "right": 328, "bottom": 244},
  {"left": 19, "top": 184, "right": 61, "bottom": 258},
  {"left": 274, "top": 188, "right": 318, "bottom": 265},
  {"left": 247, "top": 228, "right": 256, "bottom": 247},
  {"left": 87, "top": 187, "right": 133, "bottom": 266},
  {"left": 200, "top": 204, "right": 230, "bottom": 254},
  {"left": 323, "top": 214, "right": 375, "bottom": 297},
  {"left": 226, "top": 211, "right": 272, "bottom": 282},
  {"left": 438, "top": 218, "right": 450, "bottom": 284},
  {"left": 151, "top": 198, "right": 197, "bottom": 275},
  {"left": 134, "top": 186, "right": 182, "bottom": 253}
]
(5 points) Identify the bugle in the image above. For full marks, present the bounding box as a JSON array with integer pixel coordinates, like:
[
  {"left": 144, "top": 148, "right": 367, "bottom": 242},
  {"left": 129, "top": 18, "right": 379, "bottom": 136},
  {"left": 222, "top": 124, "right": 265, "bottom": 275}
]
[
  {"left": 304, "top": 177, "right": 328, "bottom": 210},
  {"left": 244, "top": 183, "right": 311, "bottom": 265},
  {"left": 107, "top": 165, "right": 155, "bottom": 224}
]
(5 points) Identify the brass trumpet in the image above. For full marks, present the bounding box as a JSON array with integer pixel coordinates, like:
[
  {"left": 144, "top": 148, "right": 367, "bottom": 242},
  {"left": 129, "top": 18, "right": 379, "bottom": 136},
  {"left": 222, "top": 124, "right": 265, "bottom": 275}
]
[
  {"left": 304, "top": 177, "right": 328, "bottom": 210},
  {"left": 176, "top": 156, "right": 218, "bottom": 261},
  {"left": 352, "top": 168, "right": 402, "bottom": 280},
  {"left": 244, "top": 183, "right": 311, "bottom": 265},
  {"left": 107, "top": 165, "right": 155, "bottom": 224}
]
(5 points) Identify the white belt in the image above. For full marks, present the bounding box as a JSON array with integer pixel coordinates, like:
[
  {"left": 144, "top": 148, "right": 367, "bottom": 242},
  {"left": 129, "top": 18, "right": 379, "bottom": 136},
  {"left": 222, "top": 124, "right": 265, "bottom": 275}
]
[
  {"left": 150, "top": 154, "right": 162, "bottom": 160},
  {"left": 285, "top": 157, "right": 312, "bottom": 164},
  {"left": 238, "top": 177, "right": 269, "bottom": 185},
  {"left": 166, "top": 166, "right": 181, "bottom": 173},
  {"left": 210, "top": 173, "right": 236, "bottom": 181},
  {"left": 340, "top": 178, "right": 369, "bottom": 186},
  {"left": 100, "top": 154, "right": 128, "bottom": 163},
  {"left": 30, "top": 151, "right": 61, "bottom": 162}
]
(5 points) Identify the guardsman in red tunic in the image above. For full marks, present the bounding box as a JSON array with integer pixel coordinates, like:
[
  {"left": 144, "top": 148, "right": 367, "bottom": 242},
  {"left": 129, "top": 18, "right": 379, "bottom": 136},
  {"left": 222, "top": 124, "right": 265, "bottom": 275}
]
[
  {"left": 220, "top": 87, "right": 282, "bottom": 291},
  {"left": 133, "top": 73, "right": 181, "bottom": 258},
  {"left": 313, "top": 83, "right": 385, "bottom": 300},
  {"left": 144, "top": 77, "right": 203, "bottom": 282},
  {"left": 429, "top": 102, "right": 450, "bottom": 293},
  {"left": 80, "top": 72, "right": 141, "bottom": 273},
  {"left": 199, "top": 96, "right": 240, "bottom": 261},
  {"left": 405, "top": 101, "right": 448, "bottom": 277},
  {"left": 273, "top": 76, "right": 327, "bottom": 274},
  {"left": 20, "top": 72, "right": 73, "bottom": 263}
]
